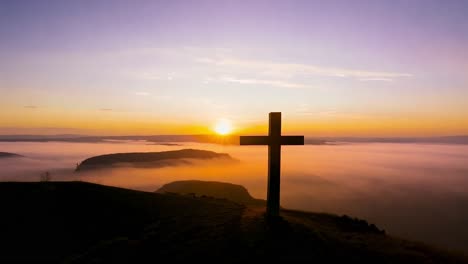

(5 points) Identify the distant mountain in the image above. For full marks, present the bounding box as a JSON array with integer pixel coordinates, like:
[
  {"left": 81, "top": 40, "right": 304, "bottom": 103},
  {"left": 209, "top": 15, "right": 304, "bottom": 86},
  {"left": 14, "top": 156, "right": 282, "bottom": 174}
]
[
  {"left": 0, "top": 152, "right": 22, "bottom": 158},
  {"left": 0, "top": 181, "right": 466, "bottom": 263},
  {"left": 0, "top": 134, "right": 84, "bottom": 140},
  {"left": 2, "top": 134, "right": 468, "bottom": 145},
  {"left": 76, "top": 149, "right": 235, "bottom": 171},
  {"left": 157, "top": 180, "right": 265, "bottom": 206},
  {"left": 0, "top": 134, "right": 241, "bottom": 144}
]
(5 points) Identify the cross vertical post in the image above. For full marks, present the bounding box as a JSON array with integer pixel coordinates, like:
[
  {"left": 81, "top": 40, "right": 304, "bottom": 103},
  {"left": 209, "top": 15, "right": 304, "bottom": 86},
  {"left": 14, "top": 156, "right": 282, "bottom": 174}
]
[
  {"left": 268, "top": 112, "right": 281, "bottom": 217},
  {"left": 240, "top": 112, "right": 304, "bottom": 218}
]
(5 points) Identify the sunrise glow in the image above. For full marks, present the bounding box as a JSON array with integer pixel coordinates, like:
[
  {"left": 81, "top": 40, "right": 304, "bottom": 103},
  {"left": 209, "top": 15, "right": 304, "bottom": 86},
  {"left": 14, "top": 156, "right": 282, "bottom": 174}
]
[{"left": 214, "top": 119, "right": 233, "bottom": 135}]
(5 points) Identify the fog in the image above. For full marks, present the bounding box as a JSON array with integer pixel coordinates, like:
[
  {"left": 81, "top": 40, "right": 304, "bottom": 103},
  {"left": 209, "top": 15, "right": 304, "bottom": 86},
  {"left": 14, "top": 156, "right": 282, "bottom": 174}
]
[{"left": 1, "top": 141, "right": 468, "bottom": 252}]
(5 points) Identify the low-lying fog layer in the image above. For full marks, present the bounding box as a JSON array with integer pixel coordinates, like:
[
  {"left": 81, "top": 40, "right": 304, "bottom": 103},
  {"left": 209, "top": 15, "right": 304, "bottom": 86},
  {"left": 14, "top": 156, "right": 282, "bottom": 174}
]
[{"left": 1, "top": 141, "right": 468, "bottom": 252}]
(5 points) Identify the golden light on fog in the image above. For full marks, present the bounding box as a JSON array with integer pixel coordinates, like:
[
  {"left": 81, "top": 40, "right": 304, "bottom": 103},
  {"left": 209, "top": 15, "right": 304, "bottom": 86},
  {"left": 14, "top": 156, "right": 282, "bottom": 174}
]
[{"left": 214, "top": 119, "right": 232, "bottom": 135}]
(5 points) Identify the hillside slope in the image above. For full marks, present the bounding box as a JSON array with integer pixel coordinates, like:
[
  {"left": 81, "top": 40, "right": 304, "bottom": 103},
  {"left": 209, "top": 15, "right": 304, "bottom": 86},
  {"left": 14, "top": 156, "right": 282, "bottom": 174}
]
[{"left": 0, "top": 182, "right": 466, "bottom": 263}]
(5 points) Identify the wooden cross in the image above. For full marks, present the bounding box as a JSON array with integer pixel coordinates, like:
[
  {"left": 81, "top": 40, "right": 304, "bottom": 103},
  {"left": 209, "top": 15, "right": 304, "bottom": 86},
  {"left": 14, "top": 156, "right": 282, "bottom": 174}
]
[{"left": 240, "top": 112, "right": 304, "bottom": 218}]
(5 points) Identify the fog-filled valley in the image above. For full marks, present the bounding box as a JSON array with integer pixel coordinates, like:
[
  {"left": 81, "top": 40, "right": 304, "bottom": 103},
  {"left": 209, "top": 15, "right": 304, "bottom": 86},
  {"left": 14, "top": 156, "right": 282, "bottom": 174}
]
[{"left": 1, "top": 141, "right": 468, "bottom": 252}]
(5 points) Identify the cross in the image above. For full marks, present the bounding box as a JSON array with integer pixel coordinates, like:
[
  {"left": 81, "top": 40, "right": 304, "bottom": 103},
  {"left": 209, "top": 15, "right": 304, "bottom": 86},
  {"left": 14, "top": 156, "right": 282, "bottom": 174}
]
[{"left": 240, "top": 112, "right": 304, "bottom": 218}]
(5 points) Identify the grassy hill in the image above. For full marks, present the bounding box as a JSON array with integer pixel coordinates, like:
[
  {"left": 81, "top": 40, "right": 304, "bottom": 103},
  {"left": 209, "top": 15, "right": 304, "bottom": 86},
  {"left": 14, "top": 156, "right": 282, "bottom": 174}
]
[
  {"left": 157, "top": 180, "right": 265, "bottom": 206},
  {"left": 75, "top": 149, "right": 234, "bottom": 171},
  {"left": 0, "top": 181, "right": 466, "bottom": 263}
]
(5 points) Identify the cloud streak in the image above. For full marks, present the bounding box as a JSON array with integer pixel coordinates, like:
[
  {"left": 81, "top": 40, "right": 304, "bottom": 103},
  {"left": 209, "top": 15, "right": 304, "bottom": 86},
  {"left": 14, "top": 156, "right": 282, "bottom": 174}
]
[
  {"left": 221, "top": 77, "right": 309, "bottom": 89},
  {"left": 198, "top": 57, "right": 412, "bottom": 82},
  {"left": 115, "top": 47, "right": 411, "bottom": 86},
  {"left": 359, "top": 77, "right": 394, "bottom": 82}
]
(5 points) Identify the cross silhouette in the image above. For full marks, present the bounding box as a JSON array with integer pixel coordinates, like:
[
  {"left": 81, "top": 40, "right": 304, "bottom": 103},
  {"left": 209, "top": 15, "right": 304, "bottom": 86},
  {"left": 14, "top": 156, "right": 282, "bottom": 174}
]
[{"left": 240, "top": 112, "right": 304, "bottom": 218}]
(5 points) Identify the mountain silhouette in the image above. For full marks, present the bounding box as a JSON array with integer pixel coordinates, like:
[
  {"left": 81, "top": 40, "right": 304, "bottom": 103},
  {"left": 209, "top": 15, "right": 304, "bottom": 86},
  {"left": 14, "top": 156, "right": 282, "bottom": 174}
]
[
  {"left": 75, "top": 149, "right": 235, "bottom": 171},
  {"left": 0, "top": 181, "right": 466, "bottom": 263}
]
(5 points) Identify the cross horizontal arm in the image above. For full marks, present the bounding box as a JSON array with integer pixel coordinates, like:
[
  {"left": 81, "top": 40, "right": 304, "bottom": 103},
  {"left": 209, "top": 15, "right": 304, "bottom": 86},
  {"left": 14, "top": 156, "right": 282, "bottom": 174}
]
[
  {"left": 239, "top": 136, "right": 270, "bottom": 145},
  {"left": 240, "top": 135, "right": 304, "bottom": 145},
  {"left": 280, "top": 136, "right": 304, "bottom": 145}
]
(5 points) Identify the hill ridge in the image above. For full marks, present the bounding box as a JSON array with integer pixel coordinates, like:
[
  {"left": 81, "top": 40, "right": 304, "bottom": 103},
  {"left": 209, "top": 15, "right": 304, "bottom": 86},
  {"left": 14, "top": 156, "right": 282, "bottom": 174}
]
[{"left": 75, "top": 149, "right": 234, "bottom": 171}]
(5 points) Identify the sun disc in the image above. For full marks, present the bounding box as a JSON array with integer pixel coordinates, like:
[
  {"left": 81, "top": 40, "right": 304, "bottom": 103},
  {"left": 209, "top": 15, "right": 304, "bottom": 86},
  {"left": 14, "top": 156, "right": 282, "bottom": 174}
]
[{"left": 214, "top": 119, "right": 232, "bottom": 135}]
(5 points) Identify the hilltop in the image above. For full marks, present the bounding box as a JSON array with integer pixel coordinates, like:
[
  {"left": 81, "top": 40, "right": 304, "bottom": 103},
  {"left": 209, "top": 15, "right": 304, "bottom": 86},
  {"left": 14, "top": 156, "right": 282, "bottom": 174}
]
[
  {"left": 75, "top": 149, "right": 235, "bottom": 171},
  {"left": 0, "top": 181, "right": 466, "bottom": 263}
]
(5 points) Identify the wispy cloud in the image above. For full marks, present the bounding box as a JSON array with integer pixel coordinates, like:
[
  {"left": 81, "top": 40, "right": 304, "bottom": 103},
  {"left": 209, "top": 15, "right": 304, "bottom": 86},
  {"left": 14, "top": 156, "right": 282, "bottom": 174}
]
[
  {"left": 100, "top": 108, "right": 113, "bottom": 111},
  {"left": 359, "top": 77, "right": 394, "bottom": 82},
  {"left": 24, "top": 105, "right": 38, "bottom": 109},
  {"left": 107, "top": 47, "right": 411, "bottom": 88},
  {"left": 296, "top": 104, "right": 366, "bottom": 119},
  {"left": 135, "top": 92, "right": 150, "bottom": 96},
  {"left": 129, "top": 71, "right": 175, "bottom": 81},
  {"left": 221, "top": 77, "right": 309, "bottom": 89},
  {"left": 198, "top": 57, "right": 412, "bottom": 81}
]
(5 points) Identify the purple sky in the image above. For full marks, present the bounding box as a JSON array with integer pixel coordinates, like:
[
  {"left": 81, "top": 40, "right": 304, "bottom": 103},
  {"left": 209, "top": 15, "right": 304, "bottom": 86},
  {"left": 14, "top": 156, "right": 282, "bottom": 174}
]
[{"left": 1, "top": 0, "right": 468, "bottom": 135}]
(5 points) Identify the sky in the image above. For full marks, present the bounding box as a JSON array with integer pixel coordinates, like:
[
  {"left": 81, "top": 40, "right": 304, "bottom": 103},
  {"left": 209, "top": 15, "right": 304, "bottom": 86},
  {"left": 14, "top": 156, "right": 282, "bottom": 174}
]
[{"left": 1, "top": 0, "right": 468, "bottom": 136}]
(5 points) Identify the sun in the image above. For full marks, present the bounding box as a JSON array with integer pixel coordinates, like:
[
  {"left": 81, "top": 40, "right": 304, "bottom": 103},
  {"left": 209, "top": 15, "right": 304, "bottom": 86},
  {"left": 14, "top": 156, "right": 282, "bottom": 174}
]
[{"left": 214, "top": 119, "right": 232, "bottom": 135}]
